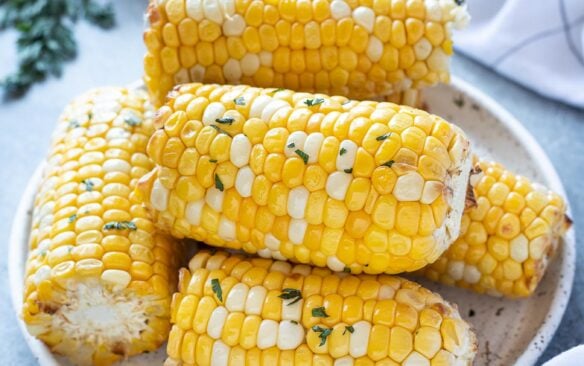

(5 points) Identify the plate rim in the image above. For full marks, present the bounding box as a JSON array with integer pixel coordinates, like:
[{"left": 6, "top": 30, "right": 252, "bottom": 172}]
[{"left": 8, "top": 78, "right": 575, "bottom": 366}]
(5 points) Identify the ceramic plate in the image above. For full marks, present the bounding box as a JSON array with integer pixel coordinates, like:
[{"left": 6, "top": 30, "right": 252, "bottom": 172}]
[{"left": 8, "top": 77, "right": 575, "bottom": 366}]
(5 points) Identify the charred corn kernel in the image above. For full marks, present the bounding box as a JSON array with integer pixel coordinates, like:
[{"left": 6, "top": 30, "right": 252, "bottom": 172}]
[
  {"left": 22, "top": 87, "right": 183, "bottom": 365},
  {"left": 144, "top": 0, "right": 469, "bottom": 107},
  {"left": 138, "top": 83, "right": 472, "bottom": 274},
  {"left": 165, "top": 250, "right": 477, "bottom": 365},
  {"left": 420, "top": 160, "right": 571, "bottom": 298}
]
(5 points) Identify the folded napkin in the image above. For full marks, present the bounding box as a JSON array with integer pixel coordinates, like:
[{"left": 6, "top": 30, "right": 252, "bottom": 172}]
[{"left": 455, "top": 0, "right": 584, "bottom": 109}]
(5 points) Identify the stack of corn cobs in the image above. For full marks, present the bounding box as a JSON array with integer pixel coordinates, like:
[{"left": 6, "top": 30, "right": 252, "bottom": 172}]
[{"left": 21, "top": 0, "right": 571, "bottom": 365}]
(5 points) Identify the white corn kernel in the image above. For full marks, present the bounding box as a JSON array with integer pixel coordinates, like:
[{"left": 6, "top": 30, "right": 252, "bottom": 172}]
[
  {"left": 185, "top": 199, "right": 205, "bottom": 226},
  {"left": 352, "top": 7, "right": 375, "bottom": 33},
  {"left": 235, "top": 166, "right": 254, "bottom": 197},
  {"left": 245, "top": 286, "right": 267, "bottom": 315},
  {"left": 421, "top": 181, "right": 444, "bottom": 204},
  {"left": 393, "top": 172, "right": 424, "bottom": 201},
  {"left": 226, "top": 283, "right": 249, "bottom": 312},
  {"left": 447, "top": 260, "right": 464, "bottom": 281},
  {"left": 207, "top": 306, "right": 228, "bottom": 339},
  {"left": 330, "top": 0, "right": 351, "bottom": 20},
  {"left": 205, "top": 187, "right": 224, "bottom": 212},
  {"left": 230, "top": 134, "right": 252, "bottom": 167},
  {"left": 218, "top": 217, "right": 236, "bottom": 241},
  {"left": 336, "top": 140, "right": 358, "bottom": 171},
  {"left": 378, "top": 285, "right": 396, "bottom": 299},
  {"left": 241, "top": 53, "right": 261, "bottom": 76},
  {"left": 281, "top": 298, "right": 303, "bottom": 321},
  {"left": 288, "top": 186, "right": 310, "bottom": 219},
  {"left": 366, "top": 36, "right": 383, "bottom": 62},
  {"left": 264, "top": 233, "right": 281, "bottom": 251},
  {"left": 202, "top": 0, "right": 223, "bottom": 24},
  {"left": 103, "top": 159, "right": 131, "bottom": 174},
  {"left": 151, "top": 179, "right": 169, "bottom": 211},
  {"left": 403, "top": 351, "right": 430, "bottom": 366},
  {"left": 326, "top": 256, "right": 345, "bottom": 272},
  {"left": 261, "top": 99, "right": 290, "bottom": 122},
  {"left": 463, "top": 265, "right": 481, "bottom": 284},
  {"left": 288, "top": 219, "right": 308, "bottom": 245},
  {"left": 202, "top": 102, "right": 226, "bottom": 125},
  {"left": 259, "top": 51, "right": 273, "bottom": 66},
  {"left": 222, "top": 14, "right": 245, "bottom": 36},
  {"left": 220, "top": 0, "right": 235, "bottom": 17},
  {"left": 101, "top": 269, "right": 131, "bottom": 289},
  {"left": 334, "top": 357, "right": 355, "bottom": 366},
  {"left": 510, "top": 234, "right": 529, "bottom": 262},
  {"left": 186, "top": 0, "right": 204, "bottom": 21},
  {"left": 349, "top": 321, "right": 371, "bottom": 358},
  {"left": 270, "top": 261, "right": 292, "bottom": 274},
  {"left": 326, "top": 171, "right": 352, "bottom": 200},
  {"left": 414, "top": 38, "right": 433, "bottom": 60},
  {"left": 223, "top": 59, "right": 242, "bottom": 82},
  {"left": 257, "top": 320, "right": 278, "bottom": 349},
  {"left": 285, "top": 131, "right": 308, "bottom": 157},
  {"left": 304, "top": 133, "right": 325, "bottom": 163},
  {"left": 277, "top": 321, "right": 305, "bottom": 350},
  {"left": 211, "top": 340, "right": 230, "bottom": 366}
]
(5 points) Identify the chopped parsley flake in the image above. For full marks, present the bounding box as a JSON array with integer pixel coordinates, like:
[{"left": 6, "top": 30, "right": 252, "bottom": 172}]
[
  {"left": 342, "top": 100, "right": 351, "bottom": 105},
  {"left": 287, "top": 142, "right": 296, "bottom": 148},
  {"left": 215, "top": 117, "right": 234, "bottom": 125},
  {"left": 210, "top": 125, "right": 231, "bottom": 136},
  {"left": 214, "top": 174, "right": 224, "bottom": 192},
  {"left": 81, "top": 179, "right": 94, "bottom": 192},
  {"left": 270, "top": 88, "right": 286, "bottom": 94},
  {"left": 279, "top": 288, "right": 303, "bottom": 305},
  {"left": 234, "top": 96, "right": 246, "bottom": 106},
  {"left": 294, "top": 149, "right": 309, "bottom": 164},
  {"left": 312, "top": 326, "right": 332, "bottom": 346},
  {"left": 124, "top": 113, "right": 142, "bottom": 127},
  {"left": 290, "top": 320, "right": 299, "bottom": 325},
  {"left": 103, "top": 221, "right": 137, "bottom": 231},
  {"left": 343, "top": 266, "right": 351, "bottom": 273},
  {"left": 304, "top": 98, "right": 325, "bottom": 107},
  {"left": 209, "top": 159, "right": 218, "bottom": 163},
  {"left": 68, "top": 120, "right": 80, "bottom": 129},
  {"left": 454, "top": 0, "right": 465, "bottom": 6},
  {"left": 344, "top": 325, "right": 354, "bottom": 335},
  {"left": 211, "top": 278, "right": 223, "bottom": 302},
  {"left": 376, "top": 132, "right": 392, "bottom": 141},
  {"left": 312, "top": 306, "right": 329, "bottom": 318},
  {"left": 344, "top": 168, "right": 353, "bottom": 174},
  {"left": 339, "top": 147, "right": 347, "bottom": 156},
  {"left": 68, "top": 214, "right": 77, "bottom": 223},
  {"left": 381, "top": 160, "right": 395, "bottom": 168}
]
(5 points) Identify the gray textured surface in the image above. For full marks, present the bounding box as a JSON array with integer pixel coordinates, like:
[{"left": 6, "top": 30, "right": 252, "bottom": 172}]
[{"left": 0, "top": 1, "right": 582, "bottom": 365}]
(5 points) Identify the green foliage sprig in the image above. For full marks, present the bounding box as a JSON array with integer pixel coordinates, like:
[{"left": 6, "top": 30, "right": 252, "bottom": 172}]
[{"left": 0, "top": 0, "right": 115, "bottom": 98}]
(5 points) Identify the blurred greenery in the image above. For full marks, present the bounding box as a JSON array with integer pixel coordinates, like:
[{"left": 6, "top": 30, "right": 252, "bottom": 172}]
[{"left": 0, "top": 0, "right": 115, "bottom": 98}]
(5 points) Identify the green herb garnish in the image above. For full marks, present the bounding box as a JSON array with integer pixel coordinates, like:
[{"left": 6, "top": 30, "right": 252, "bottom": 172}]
[
  {"left": 339, "top": 147, "right": 347, "bottom": 155},
  {"left": 376, "top": 132, "right": 392, "bottom": 141},
  {"left": 287, "top": 142, "right": 295, "bottom": 148},
  {"left": 211, "top": 278, "right": 223, "bottom": 302},
  {"left": 0, "top": 0, "right": 116, "bottom": 98},
  {"left": 68, "top": 120, "right": 80, "bottom": 129},
  {"left": 81, "top": 179, "right": 94, "bottom": 192},
  {"left": 312, "top": 306, "right": 329, "bottom": 318},
  {"left": 103, "top": 221, "right": 137, "bottom": 231},
  {"left": 343, "top": 168, "right": 353, "bottom": 174},
  {"left": 343, "top": 266, "right": 351, "bottom": 273},
  {"left": 215, "top": 117, "right": 234, "bottom": 125},
  {"left": 124, "top": 113, "right": 142, "bottom": 127},
  {"left": 290, "top": 320, "right": 299, "bottom": 325},
  {"left": 312, "top": 326, "right": 332, "bottom": 346},
  {"left": 270, "top": 88, "right": 285, "bottom": 94},
  {"left": 210, "top": 124, "right": 231, "bottom": 136},
  {"left": 279, "top": 288, "right": 302, "bottom": 305},
  {"left": 342, "top": 100, "right": 351, "bottom": 105},
  {"left": 233, "top": 96, "right": 246, "bottom": 106},
  {"left": 214, "top": 174, "right": 224, "bottom": 191},
  {"left": 381, "top": 160, "right": 395, "bottom": 168},
  {"left": 304, "top": 98, "right": 325, "bottom": 107},
  {"left": 343, "top": 325, "right": 354, "bottom": 335},
  {"left": 209, "top": 159, "right": 218, "bottom": 163},
  {"left": 294, "top": 149, "right": 309, "bottom": 164},
  {"left": 68, "top": 214, "right": 77, "bottom": 223}
]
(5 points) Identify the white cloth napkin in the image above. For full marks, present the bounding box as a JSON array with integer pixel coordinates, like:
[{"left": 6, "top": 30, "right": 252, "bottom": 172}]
[
  {"left": 543, "top": 345, "right": 584, "bottom": 365},
  {"left": 455, "top": 0, "right": 584, "bottom": 108}
]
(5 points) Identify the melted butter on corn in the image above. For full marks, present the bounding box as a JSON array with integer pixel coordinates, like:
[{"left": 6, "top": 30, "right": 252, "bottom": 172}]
[
  {"left": 22, "top": 87, "right": 183, "bottom": 365},
  {"left": 144, "top": 0, "right": 470, "bottom": 107},
  {"left": 420, "top": 160, "right": 571, "bottom": 298},
  {"left": 137, "top": 82, "right": 472, "bottom": 275},
  {"left": 163, "top": 250, "right": 477, "bottom": 365}
]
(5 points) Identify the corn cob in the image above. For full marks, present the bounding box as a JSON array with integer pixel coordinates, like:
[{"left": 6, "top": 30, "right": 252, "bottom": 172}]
[
  {"left": 143, "top": 0, "right": 470, "bottom": 107},
  {"left": 164, "top": 250, "right": 477, "bottom": 365},
  {"left": 420, "top": 160, "right": 571, "bottom": 298},
  {"left": 22, "top": 87, "right": 183, "bottom": 365},
  {"left": 136, "top": 83, "right": 472, "bottom": 274}
]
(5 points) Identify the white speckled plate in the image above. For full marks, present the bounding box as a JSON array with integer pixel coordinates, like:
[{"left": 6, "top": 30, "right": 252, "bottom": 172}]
[{"left": 9, "top": 77, "right": 575, "bottom": 366}]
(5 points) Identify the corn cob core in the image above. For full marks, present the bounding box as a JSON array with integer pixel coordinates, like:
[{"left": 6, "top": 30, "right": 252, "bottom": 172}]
[
  {"left": 164, "top": 250, "right": 477, "bottom": 365},
  {"left": 143, "top": 0, "right": 470, "bottom": 107},
  {"left": 420, "top": 161, "right": 570, "bottom": 298},
  {"left": 137, "top": 83, "right": 472, "bottom": 274},
  {"left": 22, "top": 87, "right": 183, "bottom": 365}
]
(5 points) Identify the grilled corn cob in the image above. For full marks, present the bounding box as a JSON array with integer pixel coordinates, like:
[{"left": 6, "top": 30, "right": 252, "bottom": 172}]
[
  {"left": 143, "top": 0, "right": 470, "bottom": 107},
  {"left": 164, "top": 250, "right": 477, "bottom": 365},
  {"left": 420, "top": 160, "right": 571, "bottom": 297},
  {"left": 22, "top": 87, "right": 183, "bottom": 365},
  {"left": 136, "top": 83, "right": 472, "bottom": 274}
]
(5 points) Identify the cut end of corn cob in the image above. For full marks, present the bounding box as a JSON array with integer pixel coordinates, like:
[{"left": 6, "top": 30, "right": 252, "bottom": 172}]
[
  {"left": 420, "top": 160, "right": 571, "bottom": 298},
  {"left": 137, "top": 83, "right": 472, "bottom": 275},
  {"left": 22, "top": 87, "right": 183, "bottom": 365},
  {"left": 164, "top": 250, "right": 477, "bottom": 365},
  {"left": 143, "top": 0, "right": 470, "bottom": 107}
]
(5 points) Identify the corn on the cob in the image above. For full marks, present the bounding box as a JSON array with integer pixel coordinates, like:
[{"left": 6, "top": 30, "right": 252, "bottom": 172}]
[
  {"left": 136, "top": 83, "right": 472, "bottom": 274},
  {"left": 22, "top": 87, "right": 183, "bottom": 365},
  {"left": 420, "top": 160, "right": 571, "bottom": 298},
  {"left": 143, "top": 0, "right": 470, "bottom": 107},
  {"left": 164, "top": 250, "right": 477, "bottom": 365}
]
